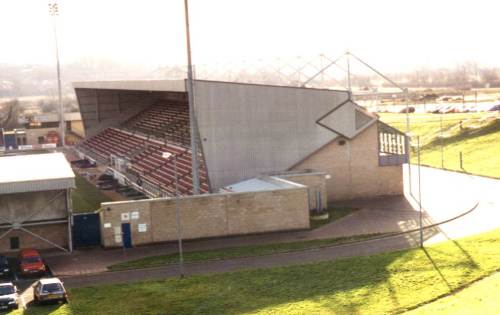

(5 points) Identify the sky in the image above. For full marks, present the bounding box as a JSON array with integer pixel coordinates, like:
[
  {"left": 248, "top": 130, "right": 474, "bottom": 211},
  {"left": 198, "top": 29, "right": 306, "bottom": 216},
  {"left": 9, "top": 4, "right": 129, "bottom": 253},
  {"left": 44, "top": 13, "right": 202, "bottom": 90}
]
[{"left": 1, "top": 0, "right": 500, "bottom": 72}]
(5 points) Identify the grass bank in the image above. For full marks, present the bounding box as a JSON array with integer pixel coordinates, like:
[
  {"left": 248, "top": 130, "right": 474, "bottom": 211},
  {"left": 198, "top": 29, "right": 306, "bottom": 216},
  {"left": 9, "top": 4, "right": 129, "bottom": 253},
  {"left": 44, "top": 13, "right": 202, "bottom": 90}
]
[
  {"left": 379, "top": 112, "right": 500, "bottom": 178},
  {"left": 108, "top": 232, "right": 379, "bottom": 271},
  {"left": 71, "top": 174, "right": 111, "bottom": 213},
  {"left": 405, "top": 271, "right": 500, "bottom": 314},
  {"left": 309, "top": 206, "right": 358, "bottom": 230},
  {"left": 15, "top": 227, "right": 500, "bottom": 314}
]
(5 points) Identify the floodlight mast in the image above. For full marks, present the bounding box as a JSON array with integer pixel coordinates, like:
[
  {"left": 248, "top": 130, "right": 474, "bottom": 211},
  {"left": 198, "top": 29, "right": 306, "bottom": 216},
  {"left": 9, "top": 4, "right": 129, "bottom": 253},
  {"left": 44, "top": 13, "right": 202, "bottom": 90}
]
[
  {"left": 183, "top": 0, "right": 200, "bottom": 195},
  {"left": 49, "top": 2, "right": 65, "bottom": 147}
]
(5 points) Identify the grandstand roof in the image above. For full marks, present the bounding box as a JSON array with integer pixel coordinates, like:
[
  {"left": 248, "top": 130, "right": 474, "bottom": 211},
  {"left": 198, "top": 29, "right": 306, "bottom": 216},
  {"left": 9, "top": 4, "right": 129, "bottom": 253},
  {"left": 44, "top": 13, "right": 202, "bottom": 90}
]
[
  {"left": 0, "top": 152, "right": 75, "bottom": 195},
  {"left": 73, "top": 80, "right": 186, "bottom": 92}
]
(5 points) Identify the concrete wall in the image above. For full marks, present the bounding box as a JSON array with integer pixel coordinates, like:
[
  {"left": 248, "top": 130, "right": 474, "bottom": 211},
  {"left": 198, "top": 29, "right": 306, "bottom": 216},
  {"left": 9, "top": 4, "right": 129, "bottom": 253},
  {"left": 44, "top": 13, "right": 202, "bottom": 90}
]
[
  {"left": 0, "top": 190, "right": 67, "bottom": 222},
  {"left": 292, "top": 123, "right": 403, "bottom": 201},
  {"left": 194, "top": 81, "right": 349, "bottom": 190},
  {"left": 0, "top": 223, "right": 67, "bottom": 252},
  {"left": 100, "top": 186, "right": 309, "bottom": 248}
]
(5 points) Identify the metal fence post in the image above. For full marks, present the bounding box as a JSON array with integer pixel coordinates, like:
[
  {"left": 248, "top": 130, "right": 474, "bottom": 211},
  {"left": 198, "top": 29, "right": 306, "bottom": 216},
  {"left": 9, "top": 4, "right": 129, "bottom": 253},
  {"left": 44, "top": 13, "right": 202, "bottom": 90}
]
[{"left": 417, "top": 136, "right": 423, "bottom": 248}]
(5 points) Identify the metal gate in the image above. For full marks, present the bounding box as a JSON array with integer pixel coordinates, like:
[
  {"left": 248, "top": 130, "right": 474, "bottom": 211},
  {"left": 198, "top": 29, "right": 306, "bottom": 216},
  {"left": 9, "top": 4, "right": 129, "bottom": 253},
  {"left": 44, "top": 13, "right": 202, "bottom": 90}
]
[{"left": 72, "top": 213, "right": 101, "bottom": 248}]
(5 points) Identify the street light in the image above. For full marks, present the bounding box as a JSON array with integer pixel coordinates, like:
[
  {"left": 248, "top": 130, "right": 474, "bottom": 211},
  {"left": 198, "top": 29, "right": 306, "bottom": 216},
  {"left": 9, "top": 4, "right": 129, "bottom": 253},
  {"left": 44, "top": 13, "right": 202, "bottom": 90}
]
[
  {"left": 162, "top": 152, "right": 184, "bottom": 278},
  {"left": 48, "top": 2, "right": 65, "bottom": 147},
  {"left": 183, "top": 0, "right": 200, "bottom": 194}
]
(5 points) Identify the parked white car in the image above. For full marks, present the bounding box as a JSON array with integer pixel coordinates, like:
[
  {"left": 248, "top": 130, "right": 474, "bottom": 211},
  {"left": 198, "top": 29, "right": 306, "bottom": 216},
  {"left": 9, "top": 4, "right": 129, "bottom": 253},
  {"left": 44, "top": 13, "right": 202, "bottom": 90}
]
[{"left": 0, "top": 282, "right": 19, "bottom": 310}]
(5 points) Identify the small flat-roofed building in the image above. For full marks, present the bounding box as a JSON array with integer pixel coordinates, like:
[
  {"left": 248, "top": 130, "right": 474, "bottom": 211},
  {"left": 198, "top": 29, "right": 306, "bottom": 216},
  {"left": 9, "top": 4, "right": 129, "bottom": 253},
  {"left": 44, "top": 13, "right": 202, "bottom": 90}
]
[{"left": 0, "top": 152, "right": 75, "bottom": 252}]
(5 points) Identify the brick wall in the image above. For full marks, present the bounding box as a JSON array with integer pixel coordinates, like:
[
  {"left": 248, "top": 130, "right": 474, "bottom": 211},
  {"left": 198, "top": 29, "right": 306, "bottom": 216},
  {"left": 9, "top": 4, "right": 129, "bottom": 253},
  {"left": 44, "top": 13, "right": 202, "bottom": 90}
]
[
  {"left": 292, "top": 123, "right": 403, "bottom": 201},
  {"left": 100, "top": 186, "right": 309, "bottom": 248},
  {"left": 0, "top": 223, "right": 68, "bottom": 252}
]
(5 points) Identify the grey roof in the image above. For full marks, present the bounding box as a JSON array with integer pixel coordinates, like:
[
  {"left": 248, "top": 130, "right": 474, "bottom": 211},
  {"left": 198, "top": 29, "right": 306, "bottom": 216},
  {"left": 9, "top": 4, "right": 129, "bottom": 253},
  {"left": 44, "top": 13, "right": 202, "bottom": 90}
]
[
  {"left": 72, "top": 80, "right": 186, "bottom": 92},
  {"left": 0, "top": 153, "right": 75, "bottom": 195},
  {"left": 224, "top": 177, "right": 300, "bottom": 193}
]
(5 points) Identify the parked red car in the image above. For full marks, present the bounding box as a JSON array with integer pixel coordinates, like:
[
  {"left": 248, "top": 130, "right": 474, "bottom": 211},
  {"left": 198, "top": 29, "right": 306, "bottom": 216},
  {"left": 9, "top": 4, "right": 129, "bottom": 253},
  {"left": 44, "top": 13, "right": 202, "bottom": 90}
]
[{"left": 18, "top": 249, "right": 46, "bottom": 276}]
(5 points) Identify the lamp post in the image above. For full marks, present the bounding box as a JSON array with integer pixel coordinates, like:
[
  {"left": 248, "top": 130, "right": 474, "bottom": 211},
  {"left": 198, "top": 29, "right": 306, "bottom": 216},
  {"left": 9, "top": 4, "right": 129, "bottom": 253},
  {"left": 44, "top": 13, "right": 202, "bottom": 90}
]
[
  {"left": 48, "top": 2, "right": 65, "bottom": 147},
  {"left": 183, "top": 0, "right": 200, "bottom": 194},
  {"left": 162, "top": 152, "right": 184, "bottom": 278}
]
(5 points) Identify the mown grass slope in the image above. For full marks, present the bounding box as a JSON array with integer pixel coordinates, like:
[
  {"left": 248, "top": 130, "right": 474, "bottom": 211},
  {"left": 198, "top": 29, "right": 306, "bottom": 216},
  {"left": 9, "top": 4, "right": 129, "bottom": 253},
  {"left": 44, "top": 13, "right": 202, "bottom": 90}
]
[
  {"left": 405, "top": 271, "right": 500, "bottom": 314},
  {"left": 379, "top": 112, "right": 500, "bottom": 178},
  {"left": 71, "top": 174, "right": 111, "bottom": 213},
  {"left": 13, "top": 227, "right": 500, "bottom": 315}
]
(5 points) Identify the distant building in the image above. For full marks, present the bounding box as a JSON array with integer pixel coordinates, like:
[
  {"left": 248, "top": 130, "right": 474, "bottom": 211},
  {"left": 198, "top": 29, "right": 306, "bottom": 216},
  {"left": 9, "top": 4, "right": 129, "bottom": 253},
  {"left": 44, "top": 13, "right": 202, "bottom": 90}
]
[
  {"left": 0, "top": 112, "right": 84, "bottom": 151},
  {"left": 18, "top": 112, "right": 84, "bottom": 145}
]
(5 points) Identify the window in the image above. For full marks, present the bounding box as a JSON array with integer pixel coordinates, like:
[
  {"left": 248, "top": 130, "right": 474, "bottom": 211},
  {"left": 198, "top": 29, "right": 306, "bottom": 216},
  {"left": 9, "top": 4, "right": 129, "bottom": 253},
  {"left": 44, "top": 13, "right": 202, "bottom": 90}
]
[
  {"left": 38, "top": 136, "right": 45, "bottom": 144},
  {"left": 10, "top": 237, "right": 19, "bottom": 250}
]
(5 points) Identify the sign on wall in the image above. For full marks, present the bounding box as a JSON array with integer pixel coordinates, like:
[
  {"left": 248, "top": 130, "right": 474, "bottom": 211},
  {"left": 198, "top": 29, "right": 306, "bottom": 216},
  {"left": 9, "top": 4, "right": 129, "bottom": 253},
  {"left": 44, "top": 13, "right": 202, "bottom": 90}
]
[
  {"left": 138, "top": 223, "right": 147, "bottom": 233},
  {"left": 114, "top": 226, "right": 122, "bottom": 243},
  {"left": 131, "top": 211, "right": 139, "bottom": 220},
  {"left": 121, "top": 212, "right": 130, "bottom": 221}
]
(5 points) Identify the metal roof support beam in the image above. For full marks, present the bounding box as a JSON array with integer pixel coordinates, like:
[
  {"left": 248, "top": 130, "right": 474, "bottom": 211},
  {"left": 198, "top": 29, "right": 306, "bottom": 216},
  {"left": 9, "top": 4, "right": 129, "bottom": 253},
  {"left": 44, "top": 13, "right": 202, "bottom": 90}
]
[
  {"left": 19, "top": 191, "right": 65, "bottom": 224},
  {"left": 0, "top": 229, "right": 13, "bottom": 241},
  {"left": 301, "top": 53, "right": 346, "bottom": 87}
]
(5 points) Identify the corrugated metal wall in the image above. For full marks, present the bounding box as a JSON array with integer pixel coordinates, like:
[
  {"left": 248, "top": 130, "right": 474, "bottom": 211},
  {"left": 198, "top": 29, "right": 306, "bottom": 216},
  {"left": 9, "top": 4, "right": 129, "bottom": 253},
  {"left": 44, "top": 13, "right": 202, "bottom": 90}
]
[{"left": 194, "top": 81, "right": 349, "bottom": 189}]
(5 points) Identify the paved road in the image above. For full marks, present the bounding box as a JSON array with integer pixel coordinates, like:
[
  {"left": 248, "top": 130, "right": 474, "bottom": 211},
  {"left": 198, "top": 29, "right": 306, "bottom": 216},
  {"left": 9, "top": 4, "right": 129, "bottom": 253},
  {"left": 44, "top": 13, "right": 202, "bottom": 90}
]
[
  {"left": 51, "top": 166, "right": 499, "bottom": 289},
  {"left": 404, "top": 165, "right": 500, "bottom": 244},
  {"left": 62, "top": 229, "right": 432, "bottom": 289}
]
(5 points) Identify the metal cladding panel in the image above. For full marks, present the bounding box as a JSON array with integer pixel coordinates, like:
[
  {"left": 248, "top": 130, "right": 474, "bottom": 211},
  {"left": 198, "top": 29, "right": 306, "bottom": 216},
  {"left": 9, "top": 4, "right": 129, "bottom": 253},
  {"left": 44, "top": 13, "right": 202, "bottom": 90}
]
[
  {"left": 0, "top": 178, "right": 75, "bottom": 195},
  {"left": 316, "top": 100, "right": 377, "bottom": 139},
  {"left": 193, "top": 81, "right": 349, "bottom": 190}
]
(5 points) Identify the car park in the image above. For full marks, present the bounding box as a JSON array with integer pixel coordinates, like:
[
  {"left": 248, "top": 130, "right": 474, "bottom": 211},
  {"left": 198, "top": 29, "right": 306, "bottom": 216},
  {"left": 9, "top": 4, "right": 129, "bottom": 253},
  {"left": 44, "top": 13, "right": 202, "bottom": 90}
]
[
  {"left": 0, "top": 282, "right": 19, "bottom": 310},
  {"left": 33, "top": 278, "right": 68, "bottom": 305},
  {"left": 0, "top": 256, "right": 11, "bottom": 278},
  {"left": 489, "top": 104, "right": 500, "bottom": 111},
  {"left": 18, "top": 249, "right": 46, "bottom": 277}
]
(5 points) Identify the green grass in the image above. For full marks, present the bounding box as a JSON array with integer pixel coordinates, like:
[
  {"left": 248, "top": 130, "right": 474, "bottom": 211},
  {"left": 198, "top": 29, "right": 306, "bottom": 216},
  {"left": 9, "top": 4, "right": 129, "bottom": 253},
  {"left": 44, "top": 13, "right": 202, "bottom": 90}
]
[
  {"left": 415, "top": 119, "right": 500, "bottom": 177},
  {"left": 379, "top": 112, "right": 500, "bottom": 178},
  {"left": 71, "top": 174, "right": 111, "bottom": 213},
  {"left": 108, "top": 232, "right": 381, "bottom": 271},
  {"left": 405, "top": 272, "right": 500, "bottom": 314},
  {"left": 12, "top": 227, "right": 500, "bottom": 314},
  {"left": 379, "top": 112, "right": 491, "bottom": 141},
  {"left": 309, "top": 206, "right": 359, "bottom": 230}
]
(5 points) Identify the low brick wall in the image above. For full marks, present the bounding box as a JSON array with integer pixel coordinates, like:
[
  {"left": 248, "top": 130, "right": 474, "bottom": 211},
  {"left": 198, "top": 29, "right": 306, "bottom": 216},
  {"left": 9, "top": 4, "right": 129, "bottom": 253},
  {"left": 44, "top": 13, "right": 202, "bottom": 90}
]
[{"left": 100, "top": 185, "right": 309, "bottom": 248}]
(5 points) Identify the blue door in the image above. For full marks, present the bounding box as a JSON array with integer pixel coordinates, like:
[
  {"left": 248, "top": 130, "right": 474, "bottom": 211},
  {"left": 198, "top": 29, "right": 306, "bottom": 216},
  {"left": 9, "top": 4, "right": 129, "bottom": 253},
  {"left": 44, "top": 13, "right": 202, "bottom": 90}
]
[
  {"left": 73, "top": 213, "right": 101, "bottom": 248},
  {"left": 121, "top": 223, "right": 132, "bottom": 248}
]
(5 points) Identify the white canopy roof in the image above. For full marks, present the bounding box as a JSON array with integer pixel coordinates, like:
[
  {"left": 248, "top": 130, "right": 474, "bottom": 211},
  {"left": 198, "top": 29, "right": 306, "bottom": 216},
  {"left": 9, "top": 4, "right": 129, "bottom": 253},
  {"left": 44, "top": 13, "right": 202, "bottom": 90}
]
[{"left": 0, "top": 152, "right": 75, "bottom": 194}]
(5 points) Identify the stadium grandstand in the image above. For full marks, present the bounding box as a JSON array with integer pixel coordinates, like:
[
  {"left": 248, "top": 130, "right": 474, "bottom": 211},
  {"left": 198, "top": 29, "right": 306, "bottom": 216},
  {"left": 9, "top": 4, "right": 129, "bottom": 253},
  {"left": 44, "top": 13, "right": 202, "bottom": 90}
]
[{"left": 73, "top": 80, "right": 408, "bottom": 201}]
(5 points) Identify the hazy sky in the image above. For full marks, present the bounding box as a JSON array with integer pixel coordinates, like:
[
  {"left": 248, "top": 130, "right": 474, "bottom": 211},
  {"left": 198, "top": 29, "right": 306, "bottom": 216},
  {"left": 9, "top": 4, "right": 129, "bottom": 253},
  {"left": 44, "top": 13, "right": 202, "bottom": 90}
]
[{"left": 1, "top": 0, "right": 500, "bottom": 72}]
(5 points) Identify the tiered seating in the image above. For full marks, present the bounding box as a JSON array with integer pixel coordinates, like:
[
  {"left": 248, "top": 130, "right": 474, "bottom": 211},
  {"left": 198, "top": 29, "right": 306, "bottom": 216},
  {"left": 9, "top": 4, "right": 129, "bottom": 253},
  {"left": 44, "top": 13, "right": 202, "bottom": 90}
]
[
  {"left": 125, "top": 102, "right": 190, "bottom": 147},
  {"left": 77, "top": 128, "right": 209, "bottom": 196},
  {"left": 78, "top": 128, "right": 144, "bottom": 159}
]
